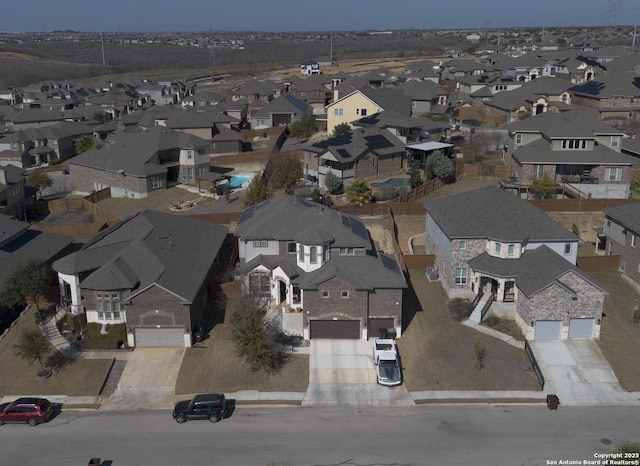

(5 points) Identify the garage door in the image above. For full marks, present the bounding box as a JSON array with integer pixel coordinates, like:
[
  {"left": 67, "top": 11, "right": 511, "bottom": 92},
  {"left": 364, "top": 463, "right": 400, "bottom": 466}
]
[
  {"left": 310, "top": 320, "right": 360, "bottom": 339},
  {"left": 568, "top": 318, "right": 595, "bottom": 339},
  {"left": 369, "top": 318, "right": 395, "bottom": 339},
  {"left": 135, "top": 328, "right": 186, "bottom": 347},
  {"left": 534, "top": 321, "right": 562, "bottom": 340}
]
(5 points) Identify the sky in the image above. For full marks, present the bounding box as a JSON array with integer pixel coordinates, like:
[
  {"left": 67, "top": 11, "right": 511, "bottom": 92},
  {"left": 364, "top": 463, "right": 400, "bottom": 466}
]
[{"left": 1, "top": 0, "right": 639, "bottom": 33}]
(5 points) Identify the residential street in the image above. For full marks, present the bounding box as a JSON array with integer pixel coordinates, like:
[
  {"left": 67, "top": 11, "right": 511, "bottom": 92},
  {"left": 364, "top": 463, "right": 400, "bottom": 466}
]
[{"left": 3, "top": 406, "right": 638, "bottom": 466}]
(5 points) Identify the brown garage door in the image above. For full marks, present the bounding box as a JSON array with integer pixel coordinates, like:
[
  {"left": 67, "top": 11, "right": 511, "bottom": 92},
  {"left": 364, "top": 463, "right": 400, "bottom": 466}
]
[
  {"left": 369, "top": 318, "right": 395, "bottom": 339},
  {"left": 310, "top": 320, "right": 360, "bottom": 339},
  {"left": 135, "top": 328, "right": 186, "bottom": 347}
]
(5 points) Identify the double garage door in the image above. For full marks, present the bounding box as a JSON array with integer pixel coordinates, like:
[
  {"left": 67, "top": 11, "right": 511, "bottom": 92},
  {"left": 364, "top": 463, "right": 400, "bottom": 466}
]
[
  {"left": 534, "top": 319, "right": 595, "bottom": 340},
  {"left": 135, "top": 328, "right": 186, "bottom": 347},
  {"left": 310, "top": 320, "right": 360, "bottom": 339}
]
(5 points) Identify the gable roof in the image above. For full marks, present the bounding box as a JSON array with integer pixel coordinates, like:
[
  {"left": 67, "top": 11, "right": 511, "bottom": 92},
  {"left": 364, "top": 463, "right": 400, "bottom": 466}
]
[
  {"left": 235, "top": 195, "right": 371, "bottom": 249},
  {"left": 508, "top": 109, "right": 623, "bottom": 137},
  {"left": 52, "top": 209, "right": 227, "bottom": 302},
  {"left": 468, "top": 244, "right": 606, "bottom": 297},
  {"left": 424, "top": 185, "right": 576, "bottom": 243},
  {"left": 603, "top": 201, "right": 640, "bottom": 234},
  {"left": 68, "top": 126, "right": 210, "bottom": 177},
  {"left": 303, "top": 126, "right": 405, "bottom": 163}
]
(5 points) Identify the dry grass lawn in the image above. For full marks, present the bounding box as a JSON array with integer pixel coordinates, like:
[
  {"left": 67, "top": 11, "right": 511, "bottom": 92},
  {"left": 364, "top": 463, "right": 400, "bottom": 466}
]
[
  {"left": 398, "top": 270, "right": 540, "bottom": 392},
  {"left": 0, "top": 306, "right": 112, "bottom": 397},
  {"left": 589, "top": 271, "right": 640, "bottom": 392},
  {"left": 175, "top": 284, "right": 309, "bottom": 395}
]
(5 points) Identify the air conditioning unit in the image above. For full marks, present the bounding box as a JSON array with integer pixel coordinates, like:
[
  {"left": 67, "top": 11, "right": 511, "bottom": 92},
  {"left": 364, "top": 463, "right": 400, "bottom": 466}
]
[{"left": 426, "top": 267, "right": 439, "bottom": 282}]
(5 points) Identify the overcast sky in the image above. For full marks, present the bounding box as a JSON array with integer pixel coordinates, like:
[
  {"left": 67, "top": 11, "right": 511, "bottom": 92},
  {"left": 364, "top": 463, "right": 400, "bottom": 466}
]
[{"left": 1, "top": 0, "right": 638, "bottom": 33}]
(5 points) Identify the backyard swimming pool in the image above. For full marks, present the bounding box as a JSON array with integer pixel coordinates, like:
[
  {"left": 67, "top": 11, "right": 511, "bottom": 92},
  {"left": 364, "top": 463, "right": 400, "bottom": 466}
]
[{"left": 217, "top": 175, "right": 252, "bottom": 191}]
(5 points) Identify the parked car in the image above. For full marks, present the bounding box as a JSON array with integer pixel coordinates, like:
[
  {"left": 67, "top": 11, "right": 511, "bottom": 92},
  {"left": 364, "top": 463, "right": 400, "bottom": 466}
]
[
  {"left": 373, "top": 339, "right": 402, "bottom": 387},
  {"left": 172, "top": 394, "right": 227, "bottom": 423},
  {"left": 0, "top": 398, "right": 53, "bottom": 426},
  {"left": 450, "top": 135, "right": 465, "bottom": 146}
]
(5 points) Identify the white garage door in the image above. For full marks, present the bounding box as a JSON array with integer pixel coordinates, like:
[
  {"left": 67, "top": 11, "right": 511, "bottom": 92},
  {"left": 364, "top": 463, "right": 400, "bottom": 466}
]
[
  {"left": 534, "top": 320, "right": 562, "bottom": 340},
  {"left": 135, "top": 328, "right": 186, "bottom": 347},
  {"left": 568, "top": 318, "right": 595, "bottom": 339}
]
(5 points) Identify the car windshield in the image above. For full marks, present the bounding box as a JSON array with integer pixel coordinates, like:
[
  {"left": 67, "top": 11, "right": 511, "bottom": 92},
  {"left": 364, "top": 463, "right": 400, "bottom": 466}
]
[{"left": 379, "top": 360, "right": 398, "bottom": 369}]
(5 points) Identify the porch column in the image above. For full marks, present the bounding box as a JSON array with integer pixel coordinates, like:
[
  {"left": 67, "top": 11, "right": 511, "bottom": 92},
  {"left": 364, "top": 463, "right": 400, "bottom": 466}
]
[{"left": 57, "top": 272, "right": 83, "bottom": 315}]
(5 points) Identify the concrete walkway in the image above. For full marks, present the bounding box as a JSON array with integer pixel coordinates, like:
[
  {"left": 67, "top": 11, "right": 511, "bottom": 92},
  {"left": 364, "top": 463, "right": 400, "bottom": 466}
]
[{"left": 530, "top": 340, "right": 640, "bottom": 407}]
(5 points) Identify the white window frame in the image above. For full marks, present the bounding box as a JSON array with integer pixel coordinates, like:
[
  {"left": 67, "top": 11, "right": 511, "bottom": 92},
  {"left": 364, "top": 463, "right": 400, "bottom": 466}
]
[
  {"left": 515, "top": 133, "right": 523, "bottom": 146},
  {"left": 494, "top": 243, "right": 501, "bottom": 254},
  {"left": 334, "top": 108, "right": 343, "bottom": 116},
  {"left": 632, "top": 234, "right": 637, "bottom": 248},
  {"left": 150, "top": 175, "right": 163, "bottom": 190},
  {"left": 605, "top": 167, "right": 622, "bottom": 182},
  {"left": 459, "top": 240, "right": 466, "bottom": 250},
  {"left": 507, "top": 244, "right": 515, "bottom": 256},
  {"left": 455, "top": 268, "right": 468, "bottom": 285},
  {"left": 321, "top": 290, "right": 330, "bottom": 298},
  {"left": 533, "top": 164, "right": 544, "bottom": 179},
  {"left": 341, "top": 290, "right": 349, "bottom": 298},
  {"left": 610, "top": 135, "right": 620, "bottom": 148}
]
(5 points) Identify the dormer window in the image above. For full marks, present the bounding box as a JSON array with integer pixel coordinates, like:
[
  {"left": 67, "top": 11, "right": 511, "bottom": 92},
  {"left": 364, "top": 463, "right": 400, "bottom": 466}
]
[
  {"left": 562, "top": 139, "right": 587, "bottom": 150},
  {"left": 611, "top": 135, "right": 620, "bottom": 148},
  {"left": 507, "top": 244, "right": 515, "bottom": 256},
  {"left": 288, "top": 242, "right": 297, "bottom": 254},
  {"left": 494, "top": 243, "right": 501, "bottom": 254},
  {"left": 310, "top": 246, "right": 318, "bottom": 264}
]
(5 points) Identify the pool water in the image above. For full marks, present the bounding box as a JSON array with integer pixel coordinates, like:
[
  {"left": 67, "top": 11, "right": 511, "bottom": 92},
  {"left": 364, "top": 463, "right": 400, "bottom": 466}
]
[
  {"left": 371, "top": 178, "right": 410, "bottom": 189},
  {"left": 219, "top": 175, "right": 251, "bottom": 190}
]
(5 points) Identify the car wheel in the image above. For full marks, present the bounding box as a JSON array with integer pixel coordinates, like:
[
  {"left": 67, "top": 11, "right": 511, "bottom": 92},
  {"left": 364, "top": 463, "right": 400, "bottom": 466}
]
[
  {"left": 208, "top": 414, "right": 222, "bottom": 423},
  {"left": 27, "top": 418, "right": 38, "bottom": 426},
  {"left": 175, "top": 415, "right": 187, "bottom": 424}
]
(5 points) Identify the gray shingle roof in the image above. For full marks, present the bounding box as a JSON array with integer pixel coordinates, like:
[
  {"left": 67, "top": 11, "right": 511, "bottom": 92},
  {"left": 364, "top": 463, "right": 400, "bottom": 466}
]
[
  {"left": 53, "top": 210, "right": 227, "bottom": 302},
  {"left": 235, "top": 195, "right": 371, "bottom": 248},
  {"left": 424, "top": 185, "right": 576, "bottom": 242},
  {"left": 468, "top": 245, "right": 605, "bottom": 297},
  {"left": 604, "top": 201, "right": 640, "bottom": 235},
  {"left": 509, "top": 109, "right": 623, "bottom": 137},
  {"left": 68, "top": 126, "right": 210, "bottom": 177},
  {"left": 304, "top": 126, "right": 405, "bottom": 163},
  {"left": 512, "top": 138, "right": 635, "bottom": 165}
]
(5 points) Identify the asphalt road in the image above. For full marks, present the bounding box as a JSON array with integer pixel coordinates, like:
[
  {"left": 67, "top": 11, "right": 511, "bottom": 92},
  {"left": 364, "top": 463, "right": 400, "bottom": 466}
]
[{"left": 3, "top": 405, "right": 639, "bottom": 466}]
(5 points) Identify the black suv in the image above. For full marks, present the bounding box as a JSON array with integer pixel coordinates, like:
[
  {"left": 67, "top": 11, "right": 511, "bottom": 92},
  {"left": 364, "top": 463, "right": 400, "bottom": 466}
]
[{"left": 172, "top": 394, "right": 226, "bottom": 424}]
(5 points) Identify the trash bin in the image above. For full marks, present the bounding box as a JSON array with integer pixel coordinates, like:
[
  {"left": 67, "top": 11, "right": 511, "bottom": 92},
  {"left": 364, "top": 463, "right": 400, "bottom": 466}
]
[{"left": 546, "top": 394, "right": 560, "bottom": 410}]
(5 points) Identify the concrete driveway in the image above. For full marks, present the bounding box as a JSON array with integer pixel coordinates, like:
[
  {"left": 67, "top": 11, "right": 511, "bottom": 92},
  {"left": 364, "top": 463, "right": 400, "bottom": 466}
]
[
  {"left": 531, "top": 340, "right": 640, "bottom": 406},
  {"left": 99, "top": 348, "right": 185, "bottom": 410},
  {"left": 303, "top": 339, "right": 414, "bottom": 406}
]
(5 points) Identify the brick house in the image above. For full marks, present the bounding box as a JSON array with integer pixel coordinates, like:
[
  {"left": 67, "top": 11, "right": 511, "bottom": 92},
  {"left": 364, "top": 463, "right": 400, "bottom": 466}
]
[
  {"left": 52, "top": 210, "right": 229, "bottom": 347},
  {"left": 603, "top": 201, "right": 640, "bottom": 292},
  {"left": 68, "top": 126, "right": 212, "bottom": 198},
  {"left": 235, "top": 195, "right": 407, "bottom": 340},
  {"left": 301, "top": 126, "right": 406, "bottom": 188},
  {"left": 504, "top": 109, "right": 636, "bottom": 199},
  {"left": 424, "top": 186, "right": 606, "bottom": 340}
]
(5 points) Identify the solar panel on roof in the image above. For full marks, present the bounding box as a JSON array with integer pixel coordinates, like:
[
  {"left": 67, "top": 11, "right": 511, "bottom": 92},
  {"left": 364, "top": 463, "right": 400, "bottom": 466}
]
[
  {"left": 351, "top": 219, "right": 369, "bottom": 240},
  {"left": 364, "top": 134, "right": 394, "bottom": 150},
  {"left": 337, "top": 148, "right": 352, "bottom": 159},
  {"left": 238, "top": 206, "right": 256, "bottom": 224},
  {"left": 381, "top": 254, "right": 401, "bottom": 273},
  {"left": 296, "top": 197, "right": 313, "bottom": 208},
  {"left": 341, "top": 214, "right": 350, "bottom": 228}
]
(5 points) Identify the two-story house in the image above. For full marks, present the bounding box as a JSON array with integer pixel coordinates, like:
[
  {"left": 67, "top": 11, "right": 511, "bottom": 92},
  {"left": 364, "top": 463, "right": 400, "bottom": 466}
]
[
  {"left": 504, "top": 109, "right": 636, "bottom": 199},
  {"left": 302, "top": 126, "right": 407, "bottom": 188},
  {"left": 602, "top": 201, "right": 640, "bottom": 292},
  {"left": 424, "top": 186, "right": 606, "bottom": 340},
  {"left": 68, "top": 126, "right": 212, "bottom": 198},
  {"left": 235, "top": 195, "right": 407, "bottom": 340},
  {"left": 0, "top": 164, "right": 26, "bottom": 220},
  {"left": 53, "top": 210, "right": 228, "bottom": 347}
]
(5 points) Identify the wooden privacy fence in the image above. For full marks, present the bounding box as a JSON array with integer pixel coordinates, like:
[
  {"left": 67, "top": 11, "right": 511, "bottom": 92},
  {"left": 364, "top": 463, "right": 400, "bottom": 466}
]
[
  {"left": 47, "top": 188, "right": 121, "bottom": 224},
  {"left": 529, "top": 198, "right": 639, "bottom": 212},
  {"left": 185, "top": 211, "right": 241, "bottom": 225},
  {"left": 403, "top": 255, "right": 435, "bottom": 269},
  {"left": 576, "top": 255, "right": 621, "bottom": 272}
]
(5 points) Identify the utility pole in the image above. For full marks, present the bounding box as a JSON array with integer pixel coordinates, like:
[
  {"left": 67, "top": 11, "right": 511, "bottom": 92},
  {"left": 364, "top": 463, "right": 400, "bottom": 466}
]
[
  {"left": 633, "top": 0, "right": 640, "bottom": 51},
  {"left": 101, "top": 32, "right": 106, "bottom": 66}
]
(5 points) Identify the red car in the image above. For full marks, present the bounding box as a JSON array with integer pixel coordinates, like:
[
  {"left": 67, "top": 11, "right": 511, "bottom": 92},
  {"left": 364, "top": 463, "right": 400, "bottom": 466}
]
[{"left": 0, "top": 398, "right": 53, "bottom": 426}]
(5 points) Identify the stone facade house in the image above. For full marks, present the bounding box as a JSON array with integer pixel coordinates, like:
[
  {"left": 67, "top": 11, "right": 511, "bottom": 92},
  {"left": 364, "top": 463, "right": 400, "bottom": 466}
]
[
  {"left": 424, "top": 186, "right": 606, "bottom": 340},
  {"left": 235, "top": 195, "right": 407, "bottom": 340},
  {"left": 52, "top": 210, "right": 228, "bottom": 347}
]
